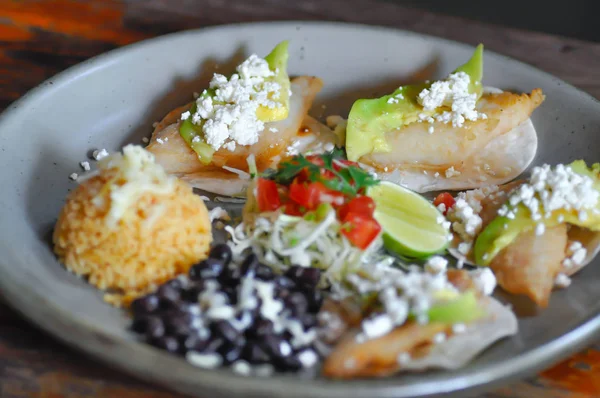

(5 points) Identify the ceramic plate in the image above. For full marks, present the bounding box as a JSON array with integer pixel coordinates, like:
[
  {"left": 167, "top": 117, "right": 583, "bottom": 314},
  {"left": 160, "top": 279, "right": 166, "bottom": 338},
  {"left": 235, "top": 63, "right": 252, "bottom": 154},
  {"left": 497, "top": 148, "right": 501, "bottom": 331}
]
[{"left": 1, "top": 22, "right": 599, "bottom": 398}]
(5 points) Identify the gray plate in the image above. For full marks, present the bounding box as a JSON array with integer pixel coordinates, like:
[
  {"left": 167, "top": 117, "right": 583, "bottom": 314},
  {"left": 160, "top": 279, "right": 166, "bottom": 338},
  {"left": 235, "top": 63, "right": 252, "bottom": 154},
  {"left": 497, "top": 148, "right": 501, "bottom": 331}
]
[{"left": 0, "top": 21, "right": 599, "bottom": 398}]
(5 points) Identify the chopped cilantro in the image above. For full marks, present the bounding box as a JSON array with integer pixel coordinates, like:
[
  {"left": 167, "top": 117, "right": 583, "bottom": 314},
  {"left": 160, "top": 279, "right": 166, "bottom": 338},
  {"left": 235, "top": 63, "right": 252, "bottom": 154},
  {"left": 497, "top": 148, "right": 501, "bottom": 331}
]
[{"left": 264, "top": 147, "right": 379, "bottom": 196}]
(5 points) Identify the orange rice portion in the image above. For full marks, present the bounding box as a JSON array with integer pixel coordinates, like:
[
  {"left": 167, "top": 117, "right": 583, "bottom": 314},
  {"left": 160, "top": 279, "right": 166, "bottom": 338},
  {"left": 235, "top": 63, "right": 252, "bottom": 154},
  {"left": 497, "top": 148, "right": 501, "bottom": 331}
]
[{"left": 53, "top": 169, "right": 212, "bottom": 306}]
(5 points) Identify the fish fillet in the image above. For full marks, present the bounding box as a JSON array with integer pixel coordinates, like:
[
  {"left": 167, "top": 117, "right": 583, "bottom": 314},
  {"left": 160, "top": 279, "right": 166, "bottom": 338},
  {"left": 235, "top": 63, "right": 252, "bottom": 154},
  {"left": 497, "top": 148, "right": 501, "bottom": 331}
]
[
  {"left": 367, "top": 89, "right": 544, "bottom": 192},
  {"left": 146, "top": 76, "right": 327, "bottom": 195},
  {"left": 490, "top": 224, "right": 567, "bottom": 307}
]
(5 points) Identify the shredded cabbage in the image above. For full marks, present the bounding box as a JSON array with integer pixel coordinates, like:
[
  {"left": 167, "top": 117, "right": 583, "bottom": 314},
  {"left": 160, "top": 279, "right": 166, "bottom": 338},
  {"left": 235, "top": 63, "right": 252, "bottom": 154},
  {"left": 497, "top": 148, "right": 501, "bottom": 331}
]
[{"left": 226, "top": 208, "right": 385, "bottom": 284}]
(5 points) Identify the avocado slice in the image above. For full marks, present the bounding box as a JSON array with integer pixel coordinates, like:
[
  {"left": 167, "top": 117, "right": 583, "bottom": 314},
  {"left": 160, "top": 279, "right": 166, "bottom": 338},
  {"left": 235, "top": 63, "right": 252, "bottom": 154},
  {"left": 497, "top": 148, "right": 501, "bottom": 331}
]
[
  {"left": 345, "top": 44, "right": 484, "bottom": 162},
  {"left": 179, "top": 41, "right": 291, "bottom": 164},
  {"left": 473, "top": 160, "right": 600, "bottom": 266},
  {"left": 427, "top": 290, "right": 485, "bottom": 324}
]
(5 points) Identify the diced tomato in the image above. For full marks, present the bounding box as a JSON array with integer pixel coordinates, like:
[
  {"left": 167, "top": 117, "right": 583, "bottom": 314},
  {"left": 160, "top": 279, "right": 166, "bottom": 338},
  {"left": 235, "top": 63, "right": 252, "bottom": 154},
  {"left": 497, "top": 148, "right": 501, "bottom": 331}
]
[
  {"left": 338, "top": 196, "right": 376, "bottom": 220},
  {"left": 341, "top": 212, "right": 382, "bottom": 250},
  {"left": 282, "top": 201, "right": 304, "bottom": 216},
  {"left": 257, "top": 178, "right": 281, "bottom": 212},
  {"left": 290, "top": 178, "right": 348, "bottom": 210},
  {"left": 289, "top": 179, "right": 326, "bottom": 210},
  {"left": 433, "top": 192, "right": 455, "bottom": 215}
]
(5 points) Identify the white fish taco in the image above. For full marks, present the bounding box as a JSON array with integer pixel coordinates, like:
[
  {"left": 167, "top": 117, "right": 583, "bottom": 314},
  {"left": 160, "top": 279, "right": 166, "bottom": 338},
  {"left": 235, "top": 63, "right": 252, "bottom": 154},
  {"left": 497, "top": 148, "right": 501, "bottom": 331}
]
[{"left": 343, "top": 44, "right": 543, "bottom": 193}]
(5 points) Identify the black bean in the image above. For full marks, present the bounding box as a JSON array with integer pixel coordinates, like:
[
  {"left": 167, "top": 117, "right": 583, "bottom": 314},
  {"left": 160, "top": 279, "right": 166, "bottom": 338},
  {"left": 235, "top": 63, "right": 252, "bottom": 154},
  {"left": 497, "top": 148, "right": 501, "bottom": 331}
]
[
  {"left": 131, "top": 315, "right": 150, "bottom": 334},
  {"left": 284, "top": 292, "right": 308, "bottom": 316},
  {"left": 166, "top": 316, "right": 192, "bottom": 338},
  {"left": 219, "top": 265, "right": 241, "bottom": 287},
  {"left": 255, "top": 263, "right": 274, "bottom": 280},
  {"left": 179, "top": 333, "right": 209, "bottom": 354},
  {"left": 261, "top": 334, "right": 289, "bottom": 359},
  {"left": 246, "top": 318, "right": 274, "bottom": 339},
  {"left": 298, "top": 313, "right": 317, "bottom": 330},
  {"left": 276, "top": 288, "right": 291, "bottom": 300},
  {"left": 285, "top": 266, "right": 321, "bottom": 288},
  {"left": 276, "top": 354, "right": 303, "bottom": 372},
  {"left": 221, "top": 286, "right": 238, "bottom": 305},
  {"left": 274, "top": 275, "right": 296, "bottom": 290},
  {"left": 203, "top": 337, "right": 225, "bottom": 353},
  {"left": 152, "top": 335, "right": 179, "bottom": 353},
  {"left": 183, "top": 282, "right": 206, "bottom": 302},
  {"left": 240, "top": 253, "right": 259, "bottom": 275},
  {"left": 189, "top": 258, "right": 225, "bottom": 280},
  {"left": 145, "top": 316, "right": 165, "bottom": 340},
  {"left": 131, "top": 294, "right": 159, "bottom": 315},
  {"left": 241, "top": 343, "right": 270, "bottom": 364},
  {"left": 157, "top": 284, "right": 181, "bottom": 302},
  {"left": 220, "top": 342, "right": 244, "bottom": 365},
  {"left": 211, "top": 320, "right": 240, "bottom": 343},
  {"left": 210, "top": 243, "right": 233, "bottom": 265},
  {"left": 306, "top": 289, "right": 324, "bottom": 313}
]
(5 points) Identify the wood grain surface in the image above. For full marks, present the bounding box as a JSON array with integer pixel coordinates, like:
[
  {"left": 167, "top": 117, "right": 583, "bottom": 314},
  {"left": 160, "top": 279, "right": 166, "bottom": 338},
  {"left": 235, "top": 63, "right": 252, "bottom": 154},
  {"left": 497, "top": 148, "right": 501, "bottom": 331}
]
[{"left": 1, "top": 1, "right": 600, "bottom": 397}]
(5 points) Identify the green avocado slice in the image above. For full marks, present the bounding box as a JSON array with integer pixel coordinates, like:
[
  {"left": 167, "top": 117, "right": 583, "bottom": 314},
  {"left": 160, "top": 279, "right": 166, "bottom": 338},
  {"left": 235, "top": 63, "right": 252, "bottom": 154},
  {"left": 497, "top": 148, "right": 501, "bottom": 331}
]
[
  {"left": 179, "top": 41, "right": 291, "bottom": 164},
  {"left": 473, "top": 160, "right": 600, "bottom": 266},
  {"left": 427, "top": 290, "right": 485, "bottom": 324},
  {"left": 345, "top": 44, "right": 484, "bottom": 162}
]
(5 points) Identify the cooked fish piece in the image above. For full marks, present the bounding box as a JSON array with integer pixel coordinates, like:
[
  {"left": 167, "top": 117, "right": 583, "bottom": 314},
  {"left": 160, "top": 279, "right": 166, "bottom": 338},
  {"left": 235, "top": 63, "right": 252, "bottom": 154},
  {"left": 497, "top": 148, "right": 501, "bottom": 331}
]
[
  {"left": 323, "top": 322, "right": 448, "bottom": 378},
  {"left": 146, "top": 76, "right": 329, "bottom": 195},
  {"left": 489, "top": 224, "right": 567, "bottom": 307},
  {"left": 364, "top": 89, "right": 544, "bottom": 192},
  {"left": 322, "top": 296, "right": 517, "bottom": 378}
]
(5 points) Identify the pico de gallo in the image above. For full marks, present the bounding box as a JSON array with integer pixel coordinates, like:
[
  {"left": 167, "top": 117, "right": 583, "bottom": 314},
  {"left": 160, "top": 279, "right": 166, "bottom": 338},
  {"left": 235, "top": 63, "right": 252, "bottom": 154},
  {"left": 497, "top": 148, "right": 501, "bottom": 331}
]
[{"left": 254, "top": 149, "right": 381, "bottom": 250}]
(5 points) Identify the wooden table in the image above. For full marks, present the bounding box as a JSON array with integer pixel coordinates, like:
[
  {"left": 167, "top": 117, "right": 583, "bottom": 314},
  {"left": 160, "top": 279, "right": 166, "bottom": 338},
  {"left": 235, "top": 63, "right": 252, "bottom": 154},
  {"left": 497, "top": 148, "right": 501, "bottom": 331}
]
[{"left": 1, "top": 1, "right": 600, "bottom": 397}]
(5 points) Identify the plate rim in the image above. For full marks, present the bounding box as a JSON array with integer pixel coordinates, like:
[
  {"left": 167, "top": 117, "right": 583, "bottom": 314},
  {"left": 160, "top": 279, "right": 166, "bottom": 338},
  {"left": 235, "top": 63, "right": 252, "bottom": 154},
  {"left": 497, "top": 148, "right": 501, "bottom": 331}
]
[{"left": 1, "top": 20, "right": 599, "bottom": 398}]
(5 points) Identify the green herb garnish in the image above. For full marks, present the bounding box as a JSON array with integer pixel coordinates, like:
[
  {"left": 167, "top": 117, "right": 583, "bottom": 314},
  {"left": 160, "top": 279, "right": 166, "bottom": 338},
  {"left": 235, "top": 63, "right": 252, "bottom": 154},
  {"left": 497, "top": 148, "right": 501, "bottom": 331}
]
[{"left": 266, "top": 147, "right": 379, "bottom": 196}]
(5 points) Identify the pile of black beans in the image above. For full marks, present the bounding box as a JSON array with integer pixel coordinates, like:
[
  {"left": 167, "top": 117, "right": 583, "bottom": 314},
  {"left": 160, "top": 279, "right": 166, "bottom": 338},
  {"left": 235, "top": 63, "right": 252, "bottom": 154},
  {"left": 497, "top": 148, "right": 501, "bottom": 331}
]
[{"left": 129, "top": 244, "right": 324, "bottom": 372}]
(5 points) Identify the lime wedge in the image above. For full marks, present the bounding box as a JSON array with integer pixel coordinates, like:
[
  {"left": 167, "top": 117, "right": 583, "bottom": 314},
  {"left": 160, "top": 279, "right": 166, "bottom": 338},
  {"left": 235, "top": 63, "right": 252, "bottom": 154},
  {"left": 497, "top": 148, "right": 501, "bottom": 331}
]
[{"left": 367, "top": 181, "right": 449, "bottom": 258}]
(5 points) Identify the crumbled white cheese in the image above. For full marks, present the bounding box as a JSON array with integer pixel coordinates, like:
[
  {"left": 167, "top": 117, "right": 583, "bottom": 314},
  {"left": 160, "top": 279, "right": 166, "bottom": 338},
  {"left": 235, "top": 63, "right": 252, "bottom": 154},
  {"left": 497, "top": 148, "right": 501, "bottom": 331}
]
[
  {"left": 447, "top": 185, "right": 500, "bottom": 251},
  {"left": 156, "top": 138, "right": 165, "bottom": 144},
  {"left": 387, "top": 97, "right": 399, "bottom": 104},
  {"left": 181, "top": 111, "right": 191, "bottom": 120},
  {"left": 187, "top": 54, "right": 283, "bottom": 151},
  {"left": 457, "top": 242, "right": 472, "bottom": 255},
  {"left": 428, "top": 126, "right": 435, "bottom": 134},
  {"left": 361, "top": 314, "right": 394, "bottom": 340},
  {"left": 437, "top": 203, "right": 447, "bottom": 213},
  {"left": 433, "top": 332, "right": 446, "bottom": 344},
  {"left": 425, "top": 256, "right": 448, "bottom": 274},
  {"left": 562, "top": 241, "right": 587, "bottom": 269},
  {"left": 554, "top": 273, "right": 572, "bottom": 288},
  {"left": 231, "top": 360, "right": 252, "bottom": 376},
  {"left": 297, "top": 349, "right": 319, "bottom": 368},
  {"left": 535, "top": 223, "right": 545, "bottom": 236},
  {"left": 469, "top": 268, "right": 497, "bottom": 295},
  {"left": 69, "top": 172, "right": 78, "bottom": 181},
  {"left": 92, "top": 148, "right": 109, "bottom": 160},
  {"left": 417, "top": 71, "right": 486, "bottom": 127},
  {"left": 452, "top": 323, "right": 467, "bottom": 334},
  {"left": 499, "top": 164, "right": 599, "bottom": 223},
  {"left": 187, "top": 352, "right": 223, "bottom": 369},
  {"left": 397, "top": 352, "right": 411, "bottom": 365},
  {"left": 445, "top": 166, "right": 461, "bottom": 178},
  {"left": 79, "top": 161, "right": 90, "bottom": 171},
  {"left": 96, "top": 145, "right": 175, "bottom": 226}
]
